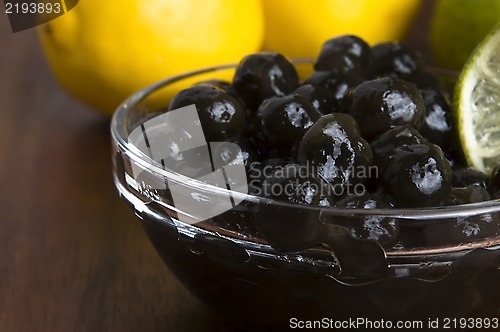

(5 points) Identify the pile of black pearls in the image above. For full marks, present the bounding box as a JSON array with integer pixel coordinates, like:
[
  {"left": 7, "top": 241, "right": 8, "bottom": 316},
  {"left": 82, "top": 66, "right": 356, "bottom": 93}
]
[{"left": 167, "top": 35, "right": 500, "bottom": 213}]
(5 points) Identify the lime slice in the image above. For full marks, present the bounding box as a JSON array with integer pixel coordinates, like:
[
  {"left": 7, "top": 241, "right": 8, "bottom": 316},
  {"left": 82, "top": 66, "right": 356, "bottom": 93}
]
[{"left": 454, "top": 23, "right": 500, "bottom": 174}]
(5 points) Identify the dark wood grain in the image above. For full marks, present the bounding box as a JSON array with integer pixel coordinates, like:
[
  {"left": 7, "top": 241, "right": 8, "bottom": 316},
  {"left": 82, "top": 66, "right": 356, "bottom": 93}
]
[
  {"left": 0, "top": 13, "right": 239, "bottom": 332},
  {"left": 0, "top": 2, "right": 436, "bottom": 331}
]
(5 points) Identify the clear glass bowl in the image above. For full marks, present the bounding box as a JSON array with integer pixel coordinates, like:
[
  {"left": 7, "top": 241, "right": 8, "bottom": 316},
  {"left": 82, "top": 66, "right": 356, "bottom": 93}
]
[{"left": 110, "top": 62, "right": 500, "bottom": 331}]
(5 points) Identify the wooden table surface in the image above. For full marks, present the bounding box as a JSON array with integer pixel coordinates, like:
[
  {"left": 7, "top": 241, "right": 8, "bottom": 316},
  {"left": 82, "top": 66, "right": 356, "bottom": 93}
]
[{"left": 0, "top": 3, "right": 434, "bottom": 332}]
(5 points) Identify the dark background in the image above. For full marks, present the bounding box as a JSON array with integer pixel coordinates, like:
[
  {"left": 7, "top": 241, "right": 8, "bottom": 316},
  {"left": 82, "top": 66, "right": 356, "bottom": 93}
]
[{"left": 0, "top": 1, "right": 435, "bottom": 331}]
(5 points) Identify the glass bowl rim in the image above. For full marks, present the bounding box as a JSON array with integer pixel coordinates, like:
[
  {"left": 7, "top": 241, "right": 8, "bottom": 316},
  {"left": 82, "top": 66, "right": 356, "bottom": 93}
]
[{"left": 110, "top": 60, "right": 500, "bottom": 220}]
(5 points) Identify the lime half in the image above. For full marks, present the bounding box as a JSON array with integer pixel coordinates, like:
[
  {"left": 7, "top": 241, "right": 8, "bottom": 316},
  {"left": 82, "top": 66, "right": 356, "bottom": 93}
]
[{"left": 454, "top": 23, "right": 500, "bottom": 174}]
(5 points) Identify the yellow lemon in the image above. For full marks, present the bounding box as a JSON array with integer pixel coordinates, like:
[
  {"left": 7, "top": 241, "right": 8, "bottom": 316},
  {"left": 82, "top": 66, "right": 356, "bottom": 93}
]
[
  {"left": 430, "top": 0, "right": 500, "bottom": 71},
  {"left": 261, "top": 0, "right": 420, "bottom": 59},
  {"left": 38, "top": 0, "right": 264, "bottom": 115}
]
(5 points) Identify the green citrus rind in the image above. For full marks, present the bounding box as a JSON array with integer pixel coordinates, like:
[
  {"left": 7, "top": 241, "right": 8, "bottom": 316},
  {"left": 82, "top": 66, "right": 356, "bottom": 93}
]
[{"left": 453, "top": 22, "right": 500, "bottom": 174}]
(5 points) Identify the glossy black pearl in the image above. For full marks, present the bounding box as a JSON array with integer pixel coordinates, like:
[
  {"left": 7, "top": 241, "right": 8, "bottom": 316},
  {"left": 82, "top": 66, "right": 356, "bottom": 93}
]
[
  {"left": 293, "top": 84, "right": 340, "bottom": 115},
  {"left": 256, "top": 94, "right": 321, "bottom": 150},
  {"left": 347, "top": 77, "right": 425, "bottom": 140},
  {"left": 336, "top": 192, "right": 398, "bottom": 244},
  {"left": 168, "top": 85, "right": 247, "bottom": 141},
  {"left": 370, "top": 125, "right": 427, "bottom": 166},
  {"left": 411, "top": 71, "right": 448, "bottom": 95},
  {"left": 370, "top": 42, "right": 423, "bottom": 80},
  {"left": 419, "top": 89, "right": 453, "bottom": 148},
  {"left": 314, "top": 35, "right": 373, "bottom": 79},
  {"left": 297, "top": 113, "right": 373, "bottom": 190},
  {"left": 209, "top": 135, "right": 261, "bottom": 172},
  {"left": 487, "top": 167, "right": 500, "bottom": 199},
  {"left": 448, "top": 185, "right": 491, "bottom": 205},
  {"left": 232, "top": 51, "right": 299, "bottom": 110},
  {"left": 194, "top": 79, "right": 246, "bottom": 106},
  {"left": 451, "top": 166, "right": 489, "bottom": 188},
  {"left": 304, "top": 69, "right": 361, "bottom": 105},
  {"left": 261, "top": 164, "right": 335, "bottom": 207},
  {"left": 380, "top": 143, "right": 452, "bottom": 208}
]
